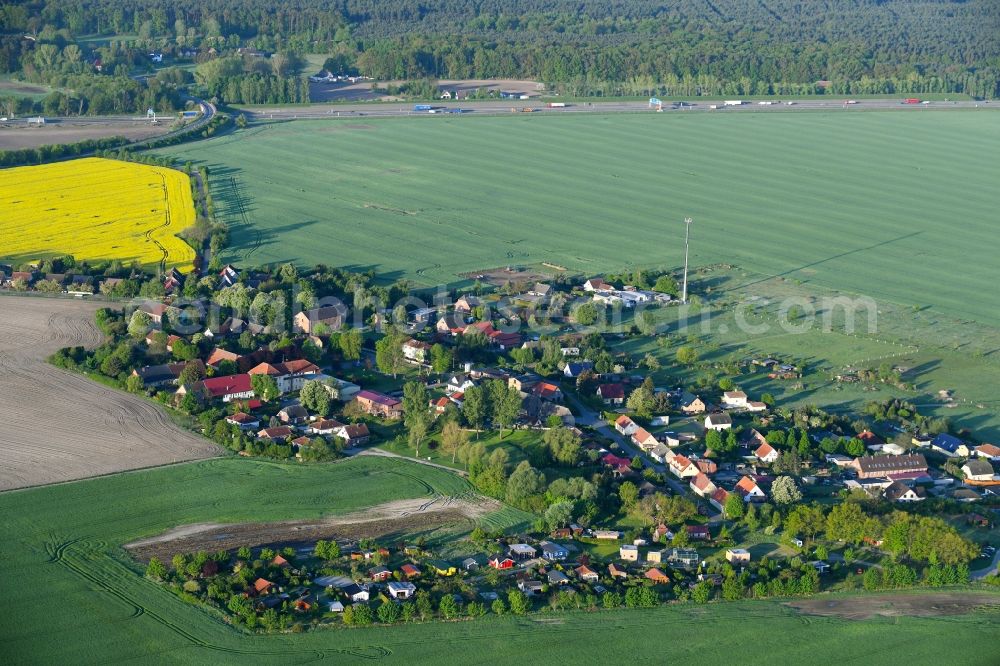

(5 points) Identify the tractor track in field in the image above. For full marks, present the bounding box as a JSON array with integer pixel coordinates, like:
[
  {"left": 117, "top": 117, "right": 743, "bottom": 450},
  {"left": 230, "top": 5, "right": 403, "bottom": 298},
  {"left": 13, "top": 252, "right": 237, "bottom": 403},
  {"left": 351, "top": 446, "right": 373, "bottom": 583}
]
[
  {"left": 48, "top": 537, "right": 393, "bottom": 659},
  {"left": 227, "top": 176, "right": 261, "bottom": 261}
]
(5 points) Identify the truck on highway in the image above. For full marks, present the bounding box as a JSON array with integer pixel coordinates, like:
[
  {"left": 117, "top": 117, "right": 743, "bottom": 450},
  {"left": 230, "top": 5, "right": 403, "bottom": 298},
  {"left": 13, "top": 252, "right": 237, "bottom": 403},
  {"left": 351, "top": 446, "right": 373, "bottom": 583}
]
[
  {"left": 547, "top": 102, "right": 567, "bottom": 108},
  {"left": 724, "top": 100, "right": 743, "bottom": 106},
  {"left": 413, "top": 104, "right": 433, "bottom": 111},
  {"left": 903, "top": 98, "right": 921, "bottom": 104}
]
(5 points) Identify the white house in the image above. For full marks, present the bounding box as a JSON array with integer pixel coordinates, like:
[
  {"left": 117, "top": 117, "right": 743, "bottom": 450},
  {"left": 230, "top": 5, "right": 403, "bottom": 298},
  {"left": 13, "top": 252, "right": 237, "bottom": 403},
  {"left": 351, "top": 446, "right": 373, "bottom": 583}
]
[
  {"left": 615, "top": 415, "right": 639, "bottom": 436},
  {"left": 632, "top": 428, "right": 659, "bottom": 451},
  {"left": 755, "top": 441, "right": 780, "bottom": 464},
  {"left": 387, "top": 581, "right": 417, "bottom": 600},
  {"left": 402, "top": 339, "right": 432, "bottom": 363},
  {"left": 735, "top": 476, "right": 766, "bottom": 502},
  {"left": 583, "top": 278, "right": 612, "bottom": 292},
  {"left": 650, "top": 444, "right": 672, "bottom": 464},
  {"left": 705, "top": 412, "right": 733, "bottom": 431},
  {"left": 722, "top": 391, "right": 748, "bottom": 408},
  {"left": 963, "top": 459, "right": 996, "bottom": 483}
]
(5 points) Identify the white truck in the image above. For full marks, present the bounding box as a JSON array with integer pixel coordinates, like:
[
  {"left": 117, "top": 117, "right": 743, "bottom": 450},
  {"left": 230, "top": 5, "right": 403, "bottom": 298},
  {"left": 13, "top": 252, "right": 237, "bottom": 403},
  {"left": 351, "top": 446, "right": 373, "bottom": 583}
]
[{"left": 724, "top": 100, "right": 743, "bottom": 106}]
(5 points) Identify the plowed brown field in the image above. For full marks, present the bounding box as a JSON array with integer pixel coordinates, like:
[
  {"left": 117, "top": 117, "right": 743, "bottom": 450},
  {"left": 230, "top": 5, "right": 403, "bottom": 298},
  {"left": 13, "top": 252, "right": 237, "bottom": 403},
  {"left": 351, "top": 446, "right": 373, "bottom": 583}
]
[{"left": 0, "top": 296, "right": 219, "bottom": 490}]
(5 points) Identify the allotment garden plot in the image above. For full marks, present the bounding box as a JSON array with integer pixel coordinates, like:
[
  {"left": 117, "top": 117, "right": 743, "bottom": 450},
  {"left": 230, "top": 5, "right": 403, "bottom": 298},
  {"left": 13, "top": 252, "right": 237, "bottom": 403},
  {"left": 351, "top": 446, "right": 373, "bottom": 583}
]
[{"left": 0, "top": 157, "right": 197, "bottom": 271}]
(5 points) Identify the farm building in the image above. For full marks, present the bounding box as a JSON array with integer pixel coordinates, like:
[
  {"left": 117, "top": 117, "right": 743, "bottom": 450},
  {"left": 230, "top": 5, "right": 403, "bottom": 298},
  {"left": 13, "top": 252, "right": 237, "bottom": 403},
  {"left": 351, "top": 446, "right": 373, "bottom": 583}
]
[
  {"left": 293, "top": 304, "right": 347, "bottom": 334},
  {"left": 354, "top": 390, "right": 403, "bottom": 419},
  {"left": 852, "top": 454, "right": 928, "bottom": 480}
]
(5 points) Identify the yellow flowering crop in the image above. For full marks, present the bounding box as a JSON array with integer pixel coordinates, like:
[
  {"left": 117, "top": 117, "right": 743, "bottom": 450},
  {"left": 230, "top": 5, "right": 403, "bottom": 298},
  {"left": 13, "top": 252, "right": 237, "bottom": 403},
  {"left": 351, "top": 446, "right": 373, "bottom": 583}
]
[{"left": 0, "top": 157, "right": 197, "bottom": 271}]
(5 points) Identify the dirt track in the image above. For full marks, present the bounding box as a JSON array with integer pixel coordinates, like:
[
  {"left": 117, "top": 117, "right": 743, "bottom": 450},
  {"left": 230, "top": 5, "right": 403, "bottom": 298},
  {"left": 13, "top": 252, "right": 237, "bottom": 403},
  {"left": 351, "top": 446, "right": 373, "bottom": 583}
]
[
  {"left": 125, "top": 495, "right": 497, "bottom": 562},
  {"left": 0, "top": 120, "right": 171, "bottom": 151},
  {"left": 0, "top": 297, "right": 219, "bottom": 491},
  {"left": 787, "top": 592, "right": 1000, "bottom": 619}
]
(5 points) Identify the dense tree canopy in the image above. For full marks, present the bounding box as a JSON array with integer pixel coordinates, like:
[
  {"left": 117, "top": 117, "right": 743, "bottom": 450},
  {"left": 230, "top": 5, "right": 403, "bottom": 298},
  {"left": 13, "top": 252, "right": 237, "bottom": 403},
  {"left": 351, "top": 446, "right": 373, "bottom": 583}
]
[{"left": 2, "top": 0, "right": 996, "bottom": 101}]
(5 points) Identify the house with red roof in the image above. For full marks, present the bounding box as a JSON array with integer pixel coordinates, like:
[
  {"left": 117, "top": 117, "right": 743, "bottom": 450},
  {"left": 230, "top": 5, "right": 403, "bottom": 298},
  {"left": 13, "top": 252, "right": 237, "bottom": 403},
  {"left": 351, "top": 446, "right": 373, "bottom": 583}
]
[
  {"left": 710, "top": 488, "right": 730, "bottom": 512},
  {"left": 532, "top": 382, "right": 563, "bottom": 402},
  {"left": 337, "top": 423, "right": 371, "bottom": 447},
  {"left": 601, "top": 453, "right": 632, "bottom": 469},
  {"left": 226, "top": 412, "right": 260, "bottom": 430},
  {"left": 258, "top": 426, "right": 293, "bottom": 441},
  {"left": 205, "top": 347, "right": 240, "bottom": 368},
  {"left": 583, "top": 278, "right": 612, "bottom": 292},
  {"left": 632, "top": 428, "right": 659, "bottom": 451},
  {"left": 755, "top": 441, "right": 779, "bottom": 464},
  {"left": 430, "top": 396, "right": 451, "bottom": 415},
  {"left": 695, "top": 459, "right": 717, "bottom": 475},
  {"left": 184, "top": 374, "right": 254, "bottom": 402},
  {"left": 575, "top": 564, "right": 599, "bottom": 582},
  {"left": 857, "top": 429, "right": 885, "bottom": 447},
  {"left": 252, "top": 578, "right": 274, "bottom": 595},
  {"left": 308, "top": 418, "right": 345, "bottom": 435},
  {"left": 690, "top": 473, "right": 717, "bottom": 497},
  {"left": 668, "top": 454, "right": 698, "bottom": 479},
  {"left": 248, "top": 359, "right": 320, "bottom": 394},
  {"left": 645, "top": 568, "right": 670, "bottom": 584},
  {"left": 615, "top": 414, "right": 639, "bottom": 436},
  {"left": 488, "top": 556, "right": 515, "bottom": 570},
  {"left": 355, "top": 390, "right": 403, "bottom": 419},
  {"left": 400, "top": 563, "right": 421, "bottom": 579},
  {"left": 686, "top": 525, "right": 711, "bottom": 541},
  {"left": 975, "top": 444, "right": 1000, "bottom": 461},
  {"left": 734, "top": 476, "right": 766, "bottom": 502},
  {"left": 608, "top": 563, "right": 628, "bottom": 579},
  {"left": 597, "top": 383, "right": 626, "bottom": 405}
]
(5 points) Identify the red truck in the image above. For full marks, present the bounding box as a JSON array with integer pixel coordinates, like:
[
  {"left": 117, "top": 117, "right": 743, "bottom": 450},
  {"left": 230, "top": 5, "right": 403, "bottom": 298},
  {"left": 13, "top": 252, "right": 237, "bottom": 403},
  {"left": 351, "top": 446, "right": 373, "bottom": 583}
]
[{"left": 903, "top": 98, "right": 921, "bottom": 104}]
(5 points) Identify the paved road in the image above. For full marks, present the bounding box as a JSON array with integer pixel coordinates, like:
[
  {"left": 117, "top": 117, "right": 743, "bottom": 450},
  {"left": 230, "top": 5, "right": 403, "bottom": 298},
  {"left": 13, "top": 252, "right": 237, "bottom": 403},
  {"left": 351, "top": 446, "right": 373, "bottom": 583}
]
[
  {"left": 563, "top": 391, "right": 689, "bottom": 497},
  {"left": 0, "top": 98, "right": 215, "bottom": 143},
  {"left": 240, "top": 97, "right": 990, "bottom": 122},
  {"left": 971, "top": 547, "right": 1000, "bottom": 580}
]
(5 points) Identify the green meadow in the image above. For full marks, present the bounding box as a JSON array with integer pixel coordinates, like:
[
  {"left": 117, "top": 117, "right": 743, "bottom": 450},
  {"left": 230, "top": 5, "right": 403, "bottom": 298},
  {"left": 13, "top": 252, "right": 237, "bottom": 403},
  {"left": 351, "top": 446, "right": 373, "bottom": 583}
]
[
  {"left": 2, "top": 454, "right": 998, "bottom": 663},
  {"left": 156, "top": 109, "right": 1000, "bottom": 325}
]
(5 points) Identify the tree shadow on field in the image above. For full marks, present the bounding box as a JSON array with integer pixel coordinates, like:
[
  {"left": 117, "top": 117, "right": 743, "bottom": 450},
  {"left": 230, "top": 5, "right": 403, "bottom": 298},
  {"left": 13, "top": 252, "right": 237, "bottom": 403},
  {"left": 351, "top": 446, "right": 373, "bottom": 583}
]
[
  {"left": 718, "top": 231, "right": 925, "bottom": 295},
  {"left": 250, "top": 220, "right": 321, "bottom": 261},
  {"left": 340, "top": 264, "right": 408, "bottom": 285}
]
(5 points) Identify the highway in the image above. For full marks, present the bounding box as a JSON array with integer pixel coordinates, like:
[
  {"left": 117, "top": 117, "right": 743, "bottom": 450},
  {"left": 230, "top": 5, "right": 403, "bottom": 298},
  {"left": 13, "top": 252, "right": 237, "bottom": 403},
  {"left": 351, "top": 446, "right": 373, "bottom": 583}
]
[
  {"left": 0, "top": 98, "right": 215, "bottom": 144},
  {"left": 2, "top": 97, "right": 987, "bottom": 134},
  {"left": 240, "top": 97, "right": 989, "bottom": 121}
]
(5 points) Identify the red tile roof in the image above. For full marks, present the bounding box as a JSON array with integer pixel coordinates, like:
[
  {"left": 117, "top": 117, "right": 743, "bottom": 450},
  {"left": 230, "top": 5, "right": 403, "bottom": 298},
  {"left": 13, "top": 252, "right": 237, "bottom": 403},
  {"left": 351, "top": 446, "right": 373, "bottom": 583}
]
[
  {"left": 735, "top": 476, "right": 760, "bottom": 497},
  {"left": 692, "top": 473, "right": 714, "bottom": 491},
  {"left": 598, "top": 383, "right": 625, "bottom": 400},
  {"left": 199, "top": 374, "right": 253, "bottom": 398},
  {"left": 206, "top": 347, "right": 240, "bottom": 366},
  {"left": 755, "top": 442, "right": 777, "bottom": 459}
]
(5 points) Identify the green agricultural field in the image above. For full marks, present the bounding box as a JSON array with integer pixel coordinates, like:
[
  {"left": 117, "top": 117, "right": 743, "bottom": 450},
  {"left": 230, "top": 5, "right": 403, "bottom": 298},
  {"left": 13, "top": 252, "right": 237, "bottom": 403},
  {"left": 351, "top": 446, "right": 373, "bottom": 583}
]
[
  {"left": 155, "top": 110, "right": 1000, "bottom": 324},
  {"left": 0, "top": 455, "right": 533, "bottom": 663},
  {"left": 2, "top": 455, "right": 998, "bottom": 663},
  {"left": 607, "top": 265, "right": 1000, "bottom": 439}
]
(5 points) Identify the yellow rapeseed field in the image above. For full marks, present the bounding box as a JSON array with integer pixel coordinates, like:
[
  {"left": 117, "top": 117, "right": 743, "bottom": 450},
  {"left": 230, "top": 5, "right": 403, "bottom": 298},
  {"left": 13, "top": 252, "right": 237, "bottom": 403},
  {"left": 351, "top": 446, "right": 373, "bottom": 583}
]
[{"left": 0, "top": 157, "right": 197, "bottom": 271}]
